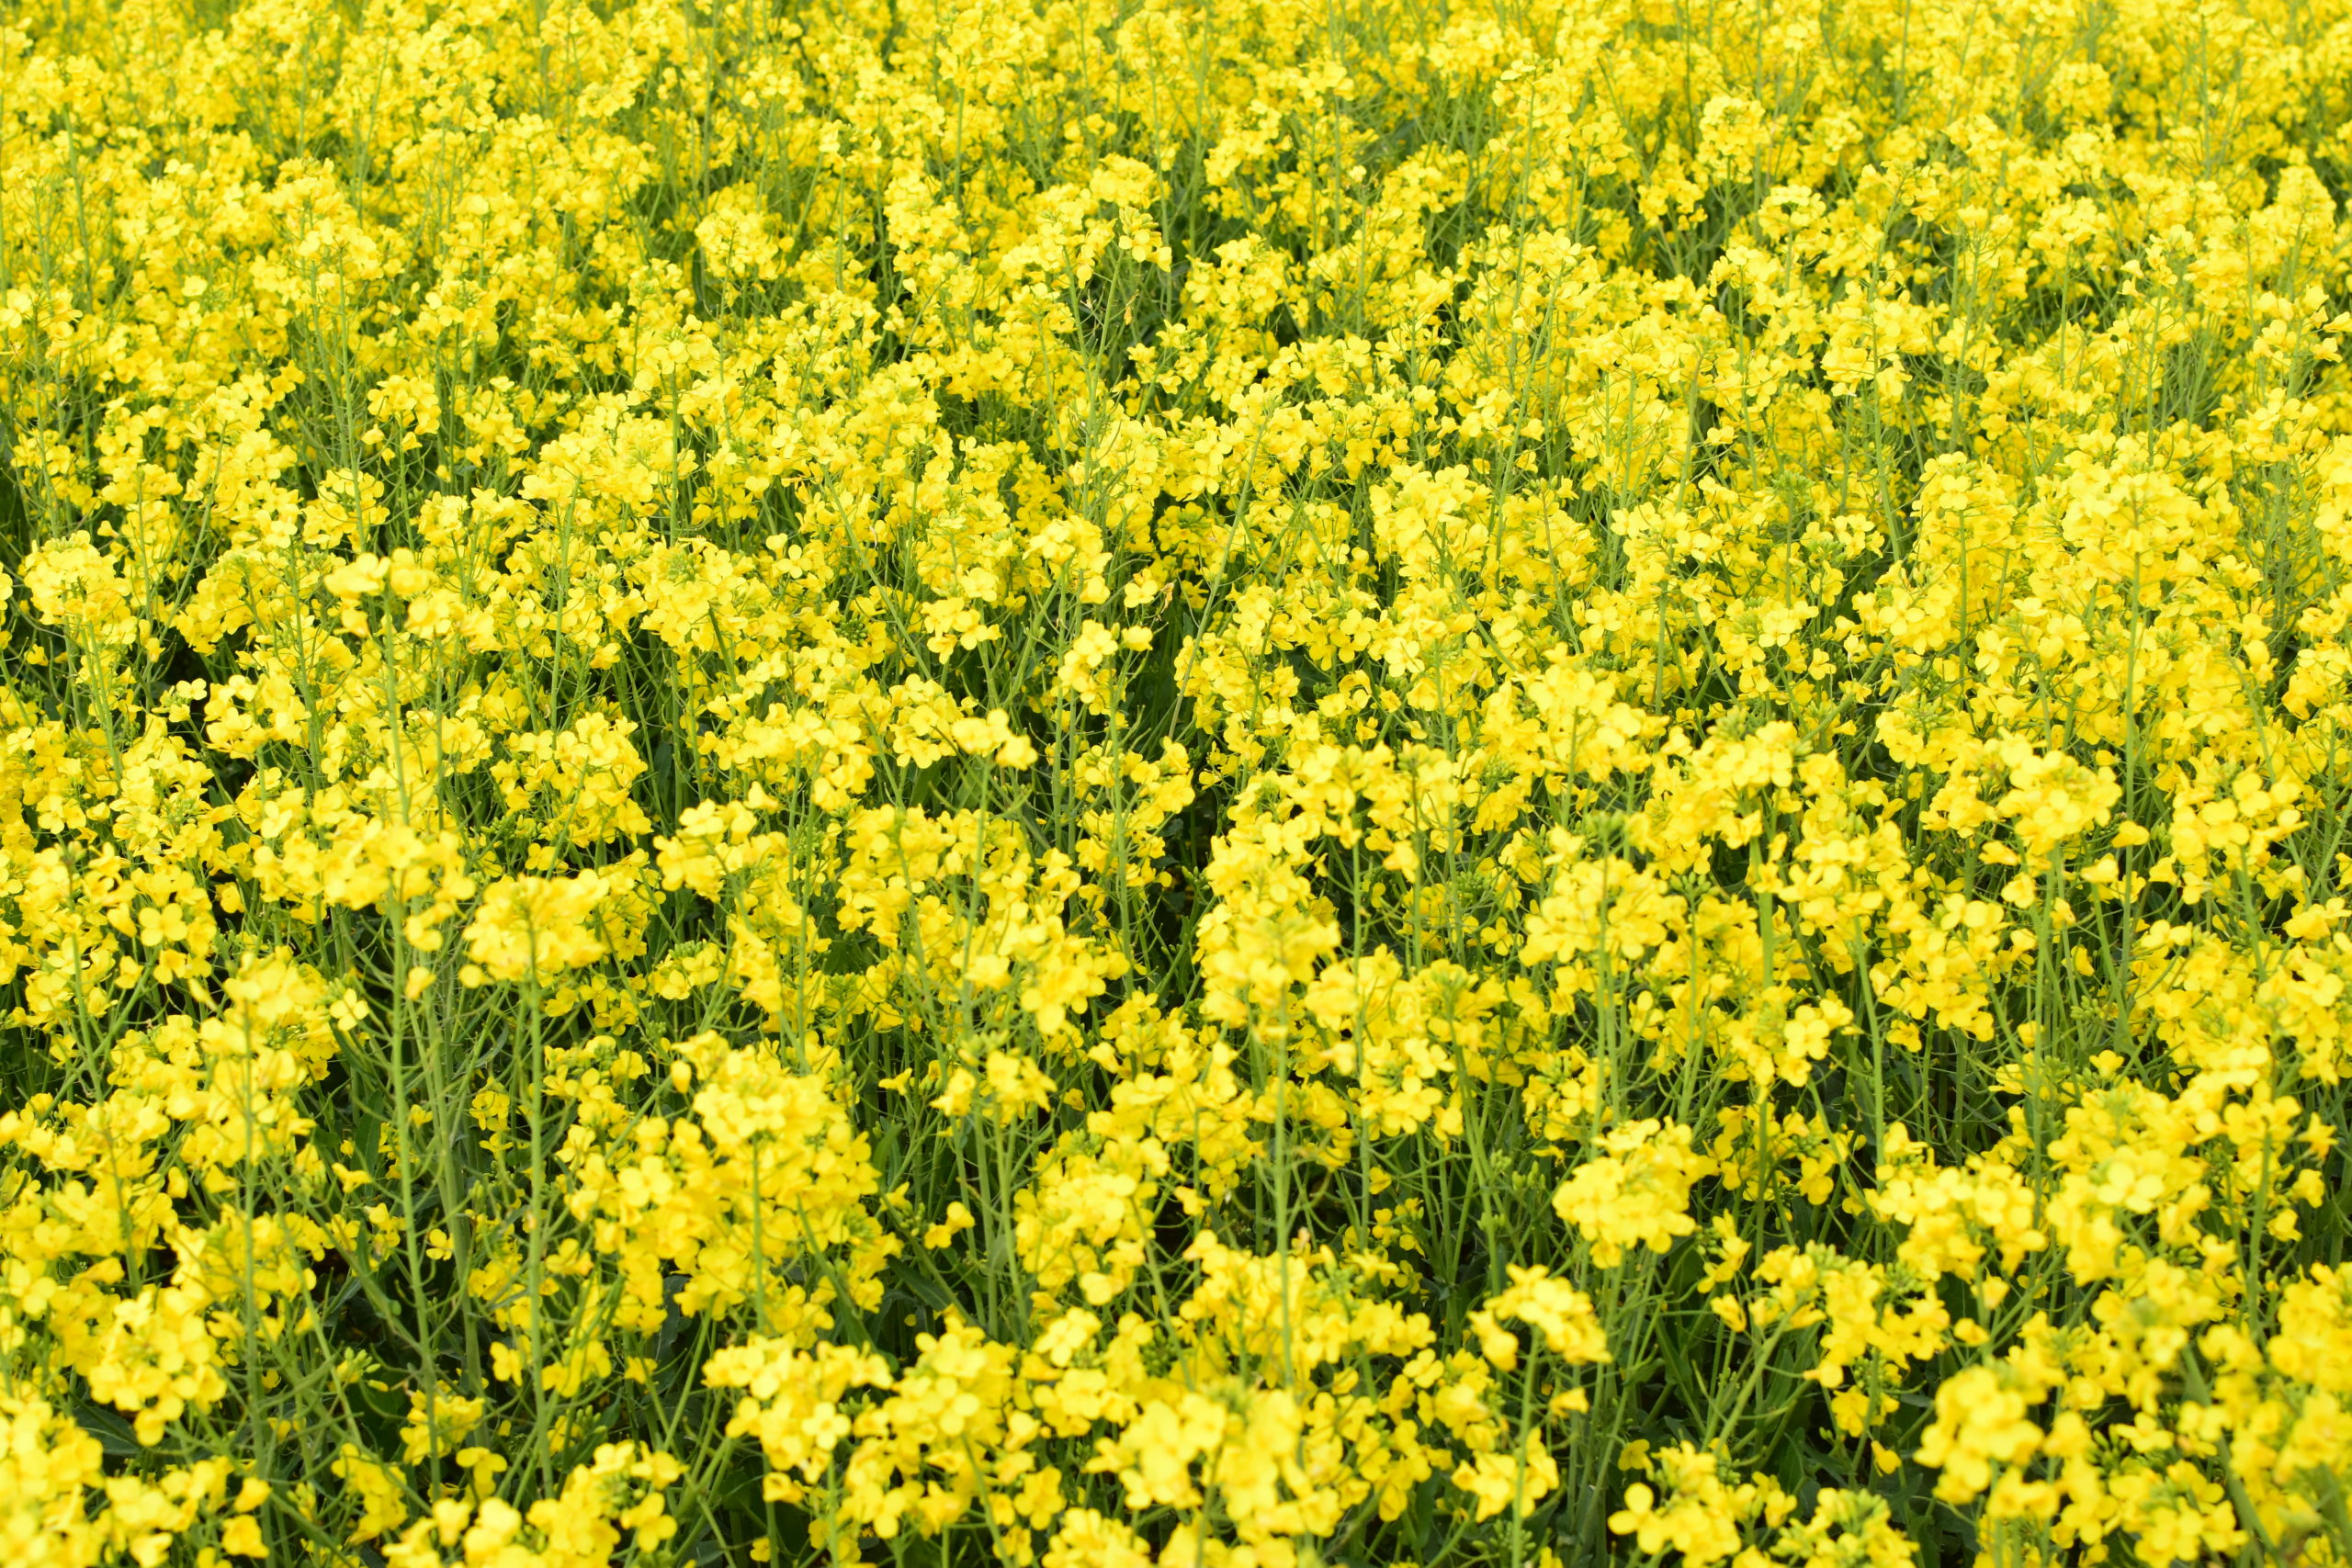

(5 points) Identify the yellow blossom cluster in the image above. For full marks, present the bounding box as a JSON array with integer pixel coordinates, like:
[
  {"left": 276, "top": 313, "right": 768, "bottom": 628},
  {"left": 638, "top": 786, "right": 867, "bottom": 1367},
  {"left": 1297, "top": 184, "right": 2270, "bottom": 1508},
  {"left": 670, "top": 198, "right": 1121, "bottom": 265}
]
[{"left": 3, "top": 0, "right": 2352, "bottom": 1563}]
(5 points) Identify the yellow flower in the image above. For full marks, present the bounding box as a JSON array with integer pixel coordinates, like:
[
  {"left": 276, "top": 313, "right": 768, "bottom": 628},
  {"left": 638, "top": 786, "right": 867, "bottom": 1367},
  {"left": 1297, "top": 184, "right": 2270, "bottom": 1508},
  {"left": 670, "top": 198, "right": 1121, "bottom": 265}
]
[
  {"left": 460, "top": 871, "right": 614, "bottom": 984},
  {"left": 1553, "top": 1121, "right": 1715, "bottom": 1267}
]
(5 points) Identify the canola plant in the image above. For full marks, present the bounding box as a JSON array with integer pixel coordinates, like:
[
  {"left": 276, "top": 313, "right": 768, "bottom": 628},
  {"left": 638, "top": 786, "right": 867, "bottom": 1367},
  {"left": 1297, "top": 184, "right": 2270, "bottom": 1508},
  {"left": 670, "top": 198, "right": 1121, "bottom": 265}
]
[{"left": 2, "top": 0, "right": 2351, "bottom": 1563}]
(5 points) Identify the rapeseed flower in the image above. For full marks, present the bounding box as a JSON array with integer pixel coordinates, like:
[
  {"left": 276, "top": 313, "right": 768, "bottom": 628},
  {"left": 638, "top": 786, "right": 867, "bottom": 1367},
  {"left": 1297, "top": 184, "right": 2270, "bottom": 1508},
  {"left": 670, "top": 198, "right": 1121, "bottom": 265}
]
[{"left": 2, "top": 0, "right": 2350, "bottom": 1562}]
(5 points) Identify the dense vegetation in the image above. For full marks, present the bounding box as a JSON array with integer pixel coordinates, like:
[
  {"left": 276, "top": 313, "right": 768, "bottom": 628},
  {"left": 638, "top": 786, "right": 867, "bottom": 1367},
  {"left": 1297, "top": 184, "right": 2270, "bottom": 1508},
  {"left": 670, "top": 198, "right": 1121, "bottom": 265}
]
[{"left": 4, "top": 0, "right": 2352, "bottom": 1563}]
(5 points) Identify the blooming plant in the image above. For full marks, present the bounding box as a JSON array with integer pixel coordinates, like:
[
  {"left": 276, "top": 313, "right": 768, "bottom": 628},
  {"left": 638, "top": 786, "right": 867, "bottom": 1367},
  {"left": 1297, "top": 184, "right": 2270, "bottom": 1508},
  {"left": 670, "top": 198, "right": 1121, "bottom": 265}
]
[{"left": 2, "top": 0, "right": 2351, "bottom": 1563}]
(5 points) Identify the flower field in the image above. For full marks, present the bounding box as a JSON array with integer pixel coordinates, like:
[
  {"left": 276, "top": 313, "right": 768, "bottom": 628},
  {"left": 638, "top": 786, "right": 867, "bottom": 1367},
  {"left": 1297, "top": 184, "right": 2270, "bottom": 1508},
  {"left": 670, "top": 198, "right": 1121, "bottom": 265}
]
[{"left": 5, "top": 0, "right": 2352, "bottom": 1562}]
